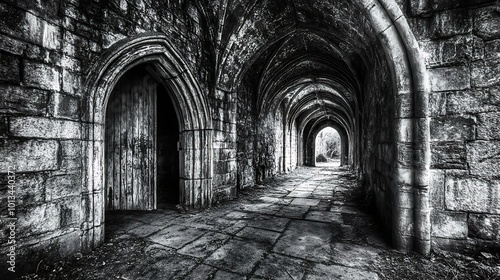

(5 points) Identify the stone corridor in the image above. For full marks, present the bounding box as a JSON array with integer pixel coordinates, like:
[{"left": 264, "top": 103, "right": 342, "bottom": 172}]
[{"left": 22, "top": 166, "right": 498, "bottom": 280}]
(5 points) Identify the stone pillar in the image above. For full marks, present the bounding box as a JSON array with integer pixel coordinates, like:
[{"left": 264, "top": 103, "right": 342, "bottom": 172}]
[
  {"left": 179, "top": 129, "right": 213, "bottom": 209},
  {"left": 392, "top": 182, "right": 414, "bottom": 251}
]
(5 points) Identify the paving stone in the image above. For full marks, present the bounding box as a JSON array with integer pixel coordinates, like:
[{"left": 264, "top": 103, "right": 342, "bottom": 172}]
[
  {"left": 305, "top": 263, "right": 379, "bottom": 280},
  {"left": 305, "top": 211, "right": 343, "bottom": 223},
  {"left": 205, "top": 239, "right": 266, "bottom": 274},
  {"left": 225, "top": 210, "right": 253, "bottom": 220},
  {"left": 258, "top": 196, "right": 293, "bottom": 204},
  {"left": 128, "top": 224, "right": 167, "bottom": 238},
  {"left": 330, "top": 205, "right": 368, "bottom": 216},
  {"left": 178, "top": 231, "right": 230, "bottom": 258},
  {"left": 287, "top": 191, "right": 312, "bottom": 198},
  {"left": 212, "top": 270, "right": 246, "bottom": 280},
  {"left": 147, "top": 253, "right": 198, "bottom": 280},
  {"left": 275, "top": 205, "right": 310, "bottom": 219},
  {"left": 290, "top": 198, "right": 321, "bottom": 206},
  {"left": 236, "top": 226, "right": 281, "bottom": 246},
  {"left": 254, "top": 253, "right": 308, "bottom": 279},
  {"left": 222, "top": 221, "right": 247, "bottom": 235},
  {"left": 247, "top": 215, "right": 290, "bottom": 232},
  {"left": 331, "top": 242, "right": 383, "bottom": 269},
  {"left": 273, "top": 220, "right": 333, "bottom": 262},
  {"left": 182, "top": 264, "right": 217, "bottom": 280},
  {"left": 148, "top": 225, "right": 206, "bottom": 249},
  {"left": 239, "top": 203, "right": 276, "bottom": 213}
]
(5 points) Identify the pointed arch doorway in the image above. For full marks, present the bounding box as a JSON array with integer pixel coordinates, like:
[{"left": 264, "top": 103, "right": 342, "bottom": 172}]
[
  {"left": 105, "top": 64, "right": 180, "bottom": 210},
  {"left": 82, "top": 33, "right": 213, "bottom": 252}
]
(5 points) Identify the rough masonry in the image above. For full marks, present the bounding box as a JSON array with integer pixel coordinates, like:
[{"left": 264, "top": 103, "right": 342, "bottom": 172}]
[{"left": 0, "top": 0, "right": 499, "bottom": 274}]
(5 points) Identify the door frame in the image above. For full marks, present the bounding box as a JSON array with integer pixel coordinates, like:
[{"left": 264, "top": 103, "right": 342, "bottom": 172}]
[{"left": 81, "top": 32, "right": 213, "bottom": 252}]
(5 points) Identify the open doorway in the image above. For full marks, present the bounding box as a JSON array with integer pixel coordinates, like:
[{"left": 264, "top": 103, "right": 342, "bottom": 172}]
[
  {"left": 104, "top": 64, "right": 179, "bottom": 211},
  {"left": 314, "top": 127, "right": 341, "bottom": 167},
  {"left": 156, "top": 81, "right": 180, "bottom": 209}
]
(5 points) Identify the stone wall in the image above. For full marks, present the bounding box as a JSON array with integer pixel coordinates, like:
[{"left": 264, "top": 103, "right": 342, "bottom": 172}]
[
  {"left": 0, "top": 0, "right": 230, "bottom": 273},
  {"left": 360, "top": 38, "right": 397, "bottom": 241},
  {"left": 211, "top": 88, "right": 238, "bottom": 202},
  {"left": 1, "top": 0, "right": 499, "bottom": 274},
  {"left": 236, "top": 78, "right": 256, "bottom": 190},
  {"left": 406, "top": 0, "right": 500, "bottom": 253}
]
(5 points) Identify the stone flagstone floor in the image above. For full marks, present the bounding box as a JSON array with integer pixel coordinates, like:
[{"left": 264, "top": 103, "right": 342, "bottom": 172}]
[
  {"left": 100, "top": 166, "right": 384, "bottom": 279},
  {"left": 21, "top": 166, "right": 500, "bottom": 279}
]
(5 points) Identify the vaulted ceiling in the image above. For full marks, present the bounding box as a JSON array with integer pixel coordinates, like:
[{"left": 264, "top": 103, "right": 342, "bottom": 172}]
[{"left": 206, "top": 0, "right": 393, "bottom": 141}]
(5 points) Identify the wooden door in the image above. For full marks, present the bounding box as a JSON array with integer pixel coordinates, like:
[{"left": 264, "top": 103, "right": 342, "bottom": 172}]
[{"left": 105, "top": 67, "right": 157, "bottom": 210}]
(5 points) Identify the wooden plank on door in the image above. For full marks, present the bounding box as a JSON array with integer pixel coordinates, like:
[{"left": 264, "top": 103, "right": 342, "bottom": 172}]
[{"left": 105, "top": 67, "right": 157, "bottom": 210}]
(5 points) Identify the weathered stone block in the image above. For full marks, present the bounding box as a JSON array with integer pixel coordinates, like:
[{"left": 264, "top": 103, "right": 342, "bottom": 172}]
[
  {"left": 0, "top": 3, "right": 25, "bottom": 37},
  {"left": 467, "top": 140, "right": 500, "bottom": 177},
  {"left": 440, "top": 36, "right": 475, "bottom": 65},
  {"left": 446, "top": 89, "right": 500, "bottom": 114},
  {"left": 23, "top": 12, "right": 61, "bottom": 50},
  {"left": 430, "top": 116, "right": 475, "bottom": 141},
  {"left": 24, "top": 61, "right": 60, "bottom": 91},
  {"left": 477, "top": 111, "right": 500, "bottom": 140},
  {"left": 429, "top": 92, "right": 446, "bottom": 116},
  {"left": 431, "top": 141, "right": 466, "bottom": 169},
  {"left": 429, "top": 169, "right": 445, "bottom": 209},
  {"left": 60, "top": 54, "right": 81, "bottom": 71},
  {"left": 431, "top": 9, "right": 472, "bottom": 38},
  {"left": 485, "top": 39, "right": 500, "bottom": 60},
  {"left": 445, "top": 175, "right": 499, "bottom": 214},
  {"left": 51, "top": 92, "right": 81, "bottom": 119},
  {"left": 431, "top": 237, "right": 478, "bottom": 255},
  {"left": 430, "top": 66, "right": 470, "bottom": 92},
  {"left": 62, "top": 69, "right": 82, "bottom": 96},
  {"left": 24, "top": 42, "right": 62, "bottom": 66},
  {"left": 431, "top": 210, "right": 468, "bottom": 239},
  {"left": 472, "top": 59, "right": 500, "bottom": 87},
  {"left": 59, "top": 196, "right": 81, "bottom": 228},
  {"left": 468, "top": 213, "right": 500, "bottom": 240},
  {"left": 422, "top": 39, "right": 442, "bottom": 67},
  {"left": 473, "top": 6, "right": 500, "bottom": 40},
  {"left": 0, "top": 33, "right": 25, "bottom": 55},
  {"left": 429, "top": 0, "right": 461, "bottom": 11},
  {"left": 408, "top": 0, "right": 431, "bottom": 16},
  {"left": 18, "top": 203, "right": 60, "bottom": 238},
  {"left": 0, "top": 139, "right": 59, "bottom": 172},
  {"left": 0, "top": 52, "right": 20, "bottom": 83},
  {"left": 46, "top": 174, "right": 81, "bottom": 201},
  {"left": 60, "top": 140, "right": 82, "bottom": 158},
  {"left": 13, "top": 173, "right": 47, "bottom": 205},
  {"left": 407, "top": 17, "right": 432, "bottom": 41},
  {"left": 0, "top": 85, "right": 49, "bottom": 115},
  {"left": 10, "top": 116, "right": 81, "bottom": 139}
]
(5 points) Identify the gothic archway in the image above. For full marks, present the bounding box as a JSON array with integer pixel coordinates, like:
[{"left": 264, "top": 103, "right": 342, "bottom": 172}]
[
  {"left": 229, "top": 0, "right": 431, "bottom": 254},
  {"left": 81, "top": 32, "right": 213, "bottom": 252}
]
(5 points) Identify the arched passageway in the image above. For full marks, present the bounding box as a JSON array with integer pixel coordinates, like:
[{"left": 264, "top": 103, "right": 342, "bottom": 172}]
[
  {"left": 313, "top": 127, "right": 342, "bottom": 167},
  {"left": 231, "top": 0, "right": 430, "bottom": 254}
]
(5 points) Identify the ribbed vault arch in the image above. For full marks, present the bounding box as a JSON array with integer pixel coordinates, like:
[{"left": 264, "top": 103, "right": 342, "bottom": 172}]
[{"left": 231, "top": 0, "right": 430, "bottom": 254}]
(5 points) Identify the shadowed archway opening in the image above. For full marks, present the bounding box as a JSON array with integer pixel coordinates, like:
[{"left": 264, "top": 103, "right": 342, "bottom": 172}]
[
  {"left": 314, "top": 127, "right": 341, "bottom": 167},
  {"left": 83, "top": 33, "right": 213, "bottom": 253},
  {"left": 104, "top": 63, "right": 181, "bottom": 210},
  {"left": 156, "top": 78, "right": 180, "bottom": 208},
  {"left": 230, "top": 1, "right": 430, "bottom": 254}
]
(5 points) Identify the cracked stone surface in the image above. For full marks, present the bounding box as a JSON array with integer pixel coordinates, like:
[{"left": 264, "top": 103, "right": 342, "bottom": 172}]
[{"left": 20, "top": 166, "right": 500, "bottom": 279}]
